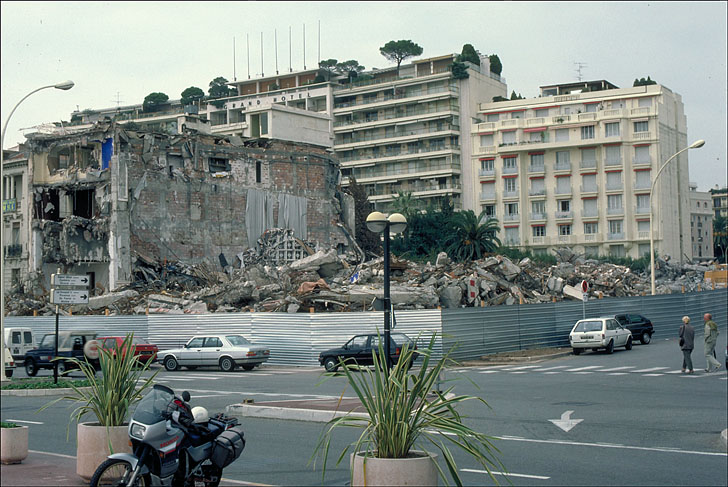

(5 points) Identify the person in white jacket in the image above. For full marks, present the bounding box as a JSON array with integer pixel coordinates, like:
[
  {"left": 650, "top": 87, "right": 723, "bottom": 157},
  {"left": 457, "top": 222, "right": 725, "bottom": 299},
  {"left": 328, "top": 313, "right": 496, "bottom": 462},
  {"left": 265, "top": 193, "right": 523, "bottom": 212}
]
[{"left": 703, "top": 313, "right": 721, "bottom": 372}]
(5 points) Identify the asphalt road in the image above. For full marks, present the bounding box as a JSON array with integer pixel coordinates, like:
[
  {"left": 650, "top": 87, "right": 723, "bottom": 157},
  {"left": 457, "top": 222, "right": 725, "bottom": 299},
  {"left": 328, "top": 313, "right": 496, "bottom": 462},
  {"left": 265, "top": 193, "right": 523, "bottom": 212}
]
[{"left": 3, "top": 333, "right": 726, "bottom": 486}]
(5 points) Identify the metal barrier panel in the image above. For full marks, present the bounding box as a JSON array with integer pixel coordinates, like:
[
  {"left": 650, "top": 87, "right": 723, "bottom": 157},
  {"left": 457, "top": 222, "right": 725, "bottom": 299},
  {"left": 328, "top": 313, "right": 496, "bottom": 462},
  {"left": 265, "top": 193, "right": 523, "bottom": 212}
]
[
  {"left": 148, "top": 313, "right": 253, "bottom": 351},
  {"left": 4, "top": 315, "right": 149, "bottom": 346}
]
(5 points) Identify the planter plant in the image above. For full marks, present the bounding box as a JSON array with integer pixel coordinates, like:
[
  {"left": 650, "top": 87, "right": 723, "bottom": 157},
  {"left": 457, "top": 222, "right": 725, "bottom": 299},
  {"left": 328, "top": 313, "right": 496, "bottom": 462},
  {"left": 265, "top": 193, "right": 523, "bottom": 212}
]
[
  {"left": 40, "top": 333, "right": 158, "bottom": 480},
  {"left": 1, "top": 421, "right": 29, "bottom": 464},
  {"left": 312, "top": 333, "right": 505, "bottom": 486}
]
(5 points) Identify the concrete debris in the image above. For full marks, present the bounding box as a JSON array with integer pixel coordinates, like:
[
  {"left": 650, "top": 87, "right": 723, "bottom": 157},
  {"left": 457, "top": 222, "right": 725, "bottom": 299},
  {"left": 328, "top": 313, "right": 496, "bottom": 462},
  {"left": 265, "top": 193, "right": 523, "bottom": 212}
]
[{"left": 4, "top": 239, "right": 726, "bottom": 316}]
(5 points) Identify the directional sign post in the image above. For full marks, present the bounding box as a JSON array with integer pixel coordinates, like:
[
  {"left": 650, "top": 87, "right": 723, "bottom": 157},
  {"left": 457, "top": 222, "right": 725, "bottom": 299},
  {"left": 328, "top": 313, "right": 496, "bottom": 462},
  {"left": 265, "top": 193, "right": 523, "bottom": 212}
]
[
  {"left": 580, "top": 280, "right": 589, "bottom": 318},
  {"left": 52, "top": 274, "right": 90, "bottom": 287},
  {"left": 51, "top": 289, "right": 89, "bottom": 305},
  {"left": 50, "top": 273, "right": 90, "bottom": 384}
]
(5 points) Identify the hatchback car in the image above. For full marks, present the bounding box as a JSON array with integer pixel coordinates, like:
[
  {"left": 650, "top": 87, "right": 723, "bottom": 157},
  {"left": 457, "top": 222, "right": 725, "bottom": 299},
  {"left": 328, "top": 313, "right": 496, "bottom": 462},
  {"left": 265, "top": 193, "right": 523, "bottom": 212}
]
[
  {"left": 612, "top": 313, "right": 654, "bottom": 344},
  {"left": 569, "top": 317, "right": 633, "bottom": 355},
  {"left": 159, "top": 334, "right": 270, "bottom": 372},
  {"left": 318, "top": 332, "right": 418, "bottom": 372},
  {"left": 24, "top": 331, "right": 100, "bottom": 376},
  {"left": 98, "top": 336, "right": 159, "bottom": 365}
]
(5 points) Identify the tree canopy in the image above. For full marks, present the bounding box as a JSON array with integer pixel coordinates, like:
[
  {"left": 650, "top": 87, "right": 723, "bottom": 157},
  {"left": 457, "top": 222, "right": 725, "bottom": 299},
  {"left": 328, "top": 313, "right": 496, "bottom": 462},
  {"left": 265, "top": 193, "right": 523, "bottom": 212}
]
[
  {"left": 318, "top": 59, "right": 339, "bottom": 80},
  {"left": 336, "top": 60, "right": 366, "bottom": 82},
  {"left": 208, "top": 77, "right": 236, "bottom": 108},
  {"left": 142, "top": 92, "right": 169, "bottom": 112},
  {"left": 445, "top": 210, "right": 501, "bottom": 262},
  {"left": 633, "top": 76, "right": 657, "bottom": 87},
  {"left": 379, "top": 40, "right": 423, "bottom": 75},
  {"left": 459, "top": 44, "right": 480, "bottom": 65},
  {"left": 488, "top": 54, "right": 502, "bottom": 75},
  {"left": 180, "top": 86, "right": 205, "bottom": 106}
]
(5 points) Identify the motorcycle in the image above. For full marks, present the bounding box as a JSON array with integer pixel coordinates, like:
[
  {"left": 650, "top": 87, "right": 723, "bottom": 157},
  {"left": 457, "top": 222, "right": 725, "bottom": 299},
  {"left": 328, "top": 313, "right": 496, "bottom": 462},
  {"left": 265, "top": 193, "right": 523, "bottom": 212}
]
[{"left": 90, "top": 384, "right": 245, "bottom": 487}]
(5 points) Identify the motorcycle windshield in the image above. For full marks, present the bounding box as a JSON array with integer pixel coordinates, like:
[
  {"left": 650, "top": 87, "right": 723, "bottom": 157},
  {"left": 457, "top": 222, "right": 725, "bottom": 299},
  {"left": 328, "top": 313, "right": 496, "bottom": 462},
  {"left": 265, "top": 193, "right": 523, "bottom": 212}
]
[{"left": 132, "top": 384, "right": 175, "bottom": 425}]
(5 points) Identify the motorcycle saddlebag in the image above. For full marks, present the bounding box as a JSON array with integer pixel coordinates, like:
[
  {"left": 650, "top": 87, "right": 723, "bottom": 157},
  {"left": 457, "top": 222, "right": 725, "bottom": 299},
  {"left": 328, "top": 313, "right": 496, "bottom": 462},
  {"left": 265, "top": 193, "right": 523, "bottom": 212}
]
[{"left": 211, "top": 425, "right": 246, "bottom": 469}]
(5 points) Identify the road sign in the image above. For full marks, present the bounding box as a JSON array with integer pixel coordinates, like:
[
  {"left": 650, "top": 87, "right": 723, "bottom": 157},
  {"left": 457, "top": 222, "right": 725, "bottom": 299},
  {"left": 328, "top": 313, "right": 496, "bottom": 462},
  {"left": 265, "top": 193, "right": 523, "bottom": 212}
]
[
  {"left": 580, "top": 280, "right": 589, "bottom": 293},
  {"left": 51, "top": 274, "right": 90, "bottom": 287},
  {"left": 51, "top": 289, "right": 89, "bottom": 304}
]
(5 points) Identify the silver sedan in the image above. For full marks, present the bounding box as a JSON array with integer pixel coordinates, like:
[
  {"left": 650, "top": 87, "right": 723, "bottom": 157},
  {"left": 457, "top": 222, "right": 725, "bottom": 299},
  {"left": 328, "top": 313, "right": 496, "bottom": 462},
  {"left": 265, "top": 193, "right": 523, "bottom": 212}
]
[{"left": 159, "top": 334, "right": 270, "bottom": 372}]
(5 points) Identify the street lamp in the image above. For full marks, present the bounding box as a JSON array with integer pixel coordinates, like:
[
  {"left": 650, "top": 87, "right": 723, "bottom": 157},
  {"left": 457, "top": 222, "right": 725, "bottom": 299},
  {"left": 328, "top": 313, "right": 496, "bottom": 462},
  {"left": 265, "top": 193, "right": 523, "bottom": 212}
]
[
  {"left": 366, "top": 211, "right": 407, "bottom": 370},
  {"left": 649, "top": 139, "right": 705, "bottom": 295},
  {"left": 1, "top": 80, "right": 74, "bottom": 381}
]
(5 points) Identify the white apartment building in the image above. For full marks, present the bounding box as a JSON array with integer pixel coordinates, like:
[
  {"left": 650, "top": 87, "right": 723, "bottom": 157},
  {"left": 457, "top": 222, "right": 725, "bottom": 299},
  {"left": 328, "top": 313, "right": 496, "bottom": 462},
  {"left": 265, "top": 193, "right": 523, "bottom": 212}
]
[
  {"left": 2, "top": 146, "right": 30, "bottom": 290},
  {"left": 333, "top": 54, "right": 507, "bottom": 211},
  {"left": 689, "top": 182, "right": 714, "bottom": 261},
  {"left": 471, "top": 80, "right": 692, "bottom": 261}
]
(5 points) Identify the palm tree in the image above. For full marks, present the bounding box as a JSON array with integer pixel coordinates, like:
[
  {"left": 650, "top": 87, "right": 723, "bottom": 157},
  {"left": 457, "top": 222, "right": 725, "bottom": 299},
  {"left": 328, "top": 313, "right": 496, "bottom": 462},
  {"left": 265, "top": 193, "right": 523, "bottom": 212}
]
[
  {"left": 390, "top": 191, "right": 418, "bottom": 222},
  {"left": 445, "top": 210, "right": 501, "bottom": 262}
]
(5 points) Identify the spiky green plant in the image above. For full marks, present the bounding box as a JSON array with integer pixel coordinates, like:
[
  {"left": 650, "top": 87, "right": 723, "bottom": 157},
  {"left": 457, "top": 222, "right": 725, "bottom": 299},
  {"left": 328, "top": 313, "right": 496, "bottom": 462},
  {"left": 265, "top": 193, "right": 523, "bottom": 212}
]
[
  {"left": 39, "top": 333, "right": 158, "bottom": 436},
  {"left": 311, "top": 333, "right": 505, "bottom": 486}
]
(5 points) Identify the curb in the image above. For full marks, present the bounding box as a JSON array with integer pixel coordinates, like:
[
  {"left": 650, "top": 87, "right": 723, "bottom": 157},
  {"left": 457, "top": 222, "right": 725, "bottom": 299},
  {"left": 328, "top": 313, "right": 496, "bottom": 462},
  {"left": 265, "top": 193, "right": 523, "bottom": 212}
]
[{"left": 1, "top": 386, "right": 91, "bottom": 397}]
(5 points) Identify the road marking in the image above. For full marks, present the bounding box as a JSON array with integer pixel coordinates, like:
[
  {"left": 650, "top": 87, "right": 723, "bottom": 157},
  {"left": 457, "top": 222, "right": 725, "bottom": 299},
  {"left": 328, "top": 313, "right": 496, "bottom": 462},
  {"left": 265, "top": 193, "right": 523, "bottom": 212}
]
[
  {"left": 503, "top": 365, "right": 542, "bottom": 371},
  {"left": 29, "top": 450, "right": 75, "bottom": 459},
  {"left": 542, "top": 371, "right": 562, "bottom": 374},
  {"left": 666, "top": 370, "right": 684, "bottom": 374},
  {"left": 510, "top": 371, "right": 529, "bottom": 374},
  {"left": 631, "top": 367, "right": 669, "bottom": 373},
  {"left": 157, "top": 378, "right": 195, "bottom": 382},
  {"left": 6, "top": 419, "right": 43, "bottom": 425},
  {"left": 549, "top": 410, "right": 583, "bottom": 432},
  {"left": 599, "top": 366, "right": 635, "bottom": 372},
  {"left": 607, "top": 372, "right": 629, "bottom": 375},
  {"left": 566, "top": 365, "right": 603, "bottom": 372},
  {"left": 495, "top": 435, "right": 728, "bottom": 457},
  {"left": 478, "top": 370, "right": 501, "bottom": 374},
  {"left": 461, "top": 468, "right": 550, "bottom": 480},
  {"left": 536, "top": 365, "right": 569, "bottom": 371},
  {"left": 643, "top": 373, "right": 664, "bottom": 377},
  {"left": 573, "top": 371, "right": 595, "bottom": 374}
]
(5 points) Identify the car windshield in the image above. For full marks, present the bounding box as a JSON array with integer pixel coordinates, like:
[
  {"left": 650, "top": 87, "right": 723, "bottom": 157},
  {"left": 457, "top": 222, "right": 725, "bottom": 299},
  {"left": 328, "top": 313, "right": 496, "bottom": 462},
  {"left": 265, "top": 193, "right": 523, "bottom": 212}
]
[
  {"left": 226, "top": 335, "right": 251, "bottom": 346},
  {"left": 132, "top": 337, "right": 149, "bottom": 345},
  {"left": 132, "top": 385, "right": 175, "bottom": 425},
  {"left": 574, "top": 321, "right": 603, "bottom": 332}
]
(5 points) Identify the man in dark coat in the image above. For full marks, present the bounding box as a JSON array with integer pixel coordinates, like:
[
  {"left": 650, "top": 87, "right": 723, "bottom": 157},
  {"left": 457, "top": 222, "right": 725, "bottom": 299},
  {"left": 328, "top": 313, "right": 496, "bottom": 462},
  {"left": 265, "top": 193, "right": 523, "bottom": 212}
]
[{"left": 679, "top": 315, "right": 695, "bottom": 374}]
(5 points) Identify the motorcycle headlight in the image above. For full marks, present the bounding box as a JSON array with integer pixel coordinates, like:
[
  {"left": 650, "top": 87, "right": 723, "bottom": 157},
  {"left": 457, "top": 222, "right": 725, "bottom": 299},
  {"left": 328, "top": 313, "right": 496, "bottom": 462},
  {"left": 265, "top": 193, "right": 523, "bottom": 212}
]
[{"left": 130, "top": 423, "right": 146, "bottom": 439}]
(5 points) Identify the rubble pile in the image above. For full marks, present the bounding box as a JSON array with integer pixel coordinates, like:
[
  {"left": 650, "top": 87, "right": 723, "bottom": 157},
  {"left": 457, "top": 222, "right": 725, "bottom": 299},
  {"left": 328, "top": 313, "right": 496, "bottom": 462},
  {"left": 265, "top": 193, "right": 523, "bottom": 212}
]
[{"left": 4, "top": 241, "right": 724, "bottom": 317}]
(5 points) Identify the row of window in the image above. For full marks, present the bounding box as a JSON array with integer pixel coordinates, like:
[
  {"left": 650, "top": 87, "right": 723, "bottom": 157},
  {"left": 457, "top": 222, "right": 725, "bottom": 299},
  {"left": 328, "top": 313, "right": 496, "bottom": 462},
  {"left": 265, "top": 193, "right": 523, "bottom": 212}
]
[
  {"left": 483, "top": 194, "right": 651, "bottom": 218},
  {"left": 480, "top": 120, "right": 650, "bottom": 147},
  {"left": 479, "top": 146, "right": 653, "bottom": 171},
  {"left": 481, "top": 173, "right": 652, "bottom": 195},
  {"left": 482, "top": 96, "right": 652, "bottom": 122}
]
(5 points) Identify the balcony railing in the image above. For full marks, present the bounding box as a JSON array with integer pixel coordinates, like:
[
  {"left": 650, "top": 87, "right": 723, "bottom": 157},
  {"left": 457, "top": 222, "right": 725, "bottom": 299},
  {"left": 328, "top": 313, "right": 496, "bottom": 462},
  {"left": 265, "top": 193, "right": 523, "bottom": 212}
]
[
  {"left": 480, "top": 192, "right": 496, "bottom": 201},
  {"left": 504, "top": 237, "right": 521, "bottom": 246},
  {"left": 530, "top": 212, "right": 547, "bottom": 220},
  {"left": 606, "top": 183, "right": 623, "bottom": 191},
  {"left": 529, "top": 188, "right": 546, "bottom": 196},
  {"left": 335, "top": 123, "right": 459, "bottom": 146},
  {"left": 334, "top": 104, "right": 455, "bottom": 127},
  {"left": 503, "top": 190, "right": 520, "bottom": 198},
  {"left": 638, "top": 231, "right": 650, "bottom": 239},
  {"left": 555, "top": 186, "right": 572, "bottom": 196},
  {"left": 558, "top": 235, "right": 574, "bottom": 243},
  {"left": 635, "top": 206, "right": 650, "bottom": 214},
  {"left": 334, "top": 85, "right": 458, "bottom": 110},
  {"left": 531, "top": 236, "right": 549, "bottom": 245},
  {"left": 584, "top": 234, "right": 597, "bottom": 241},
  {"left": 582, "top": 209, "right": 598, "bottom": 218},
  {"left": 339, "top": 145, "right": 459, "bottom": 164},
  {"left": 607, "top": 207, "right": 624, "bottom": 215},
  {"left": 579, "top": 160, "right": 596, "bottom": 169},
  {"left": 608, "top": 232, "right": 625, "bottom": 240},
  {"left": 4, "top": 244, "right": 22, "bottom": 257},
  {"left": 633, "top": 132, "right": 652, "bottom": 140},
  {"left": 633, "top": 157, "right": 652, "bottom": 165},
  {"left": 528, "top": 164, "right": 545, "bottom": 173},
  {"left": 503, "top": 166, "right": 518, "bottom": 175},
  {"left": 554, "top": 162, "right": 571, "bottom": 171},
  {"left": 580, "top": 185, "right": 598, "bottom": 193},
  {"left": 479, "top": 169, "right": 495, "bottom": 177},
  {"left": 503, "top": 214, "right": 520, "bottom": 222},
  {"left": 604, "top": 158, "right": 622, "bottom": 167},
  {"left": 555, "top": 211, "right": 573, "bottom": 219}
]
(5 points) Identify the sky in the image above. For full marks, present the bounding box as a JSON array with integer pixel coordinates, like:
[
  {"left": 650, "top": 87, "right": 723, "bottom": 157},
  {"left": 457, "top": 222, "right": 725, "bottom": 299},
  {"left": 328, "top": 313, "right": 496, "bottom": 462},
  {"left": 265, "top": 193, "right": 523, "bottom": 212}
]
[{"left": 2, "top": 1, "right": 726, "bottom": 191}]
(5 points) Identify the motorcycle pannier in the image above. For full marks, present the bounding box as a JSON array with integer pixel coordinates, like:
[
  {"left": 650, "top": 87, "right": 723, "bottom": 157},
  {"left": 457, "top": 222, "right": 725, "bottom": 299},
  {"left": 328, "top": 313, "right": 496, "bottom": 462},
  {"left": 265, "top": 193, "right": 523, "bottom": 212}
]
[{"left": 211, "top": 425, "right": 246, "bottom": 469}]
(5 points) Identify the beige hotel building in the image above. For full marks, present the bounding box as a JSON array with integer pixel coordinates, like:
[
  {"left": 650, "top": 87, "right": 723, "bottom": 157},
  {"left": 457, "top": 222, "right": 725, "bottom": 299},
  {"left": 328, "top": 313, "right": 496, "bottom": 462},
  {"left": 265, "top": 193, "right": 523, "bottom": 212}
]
[{"left": 471, "top": 80, "right": 693, "bottom": 261}]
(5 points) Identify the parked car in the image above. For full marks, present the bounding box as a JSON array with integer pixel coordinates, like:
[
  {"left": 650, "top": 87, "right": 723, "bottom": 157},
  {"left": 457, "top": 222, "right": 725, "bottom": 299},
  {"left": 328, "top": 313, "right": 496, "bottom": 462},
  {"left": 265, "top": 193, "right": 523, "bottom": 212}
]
[
  {"left": 158, "top": 334, "right": 270, "bottom": 372},
  {"left": 569, "top": 317, "right": 633, "bottom": 355},
  {"left": 24, "top": 331, "right": 100, "bottom": 376},
  {"left": 98, "top": 336, "right": 159, "bottom": 365},
  {"left": 4, "top": 327, "right": 35, "bottom": 360},
  {"left": 4, "top": 347, "right": 15, "bottom": 378},
  {"left": 612, "top": 313, "right": 654, "bottom": 344},
  {"left": 318, "top": 332, "right": 418, "bottom": 372}
]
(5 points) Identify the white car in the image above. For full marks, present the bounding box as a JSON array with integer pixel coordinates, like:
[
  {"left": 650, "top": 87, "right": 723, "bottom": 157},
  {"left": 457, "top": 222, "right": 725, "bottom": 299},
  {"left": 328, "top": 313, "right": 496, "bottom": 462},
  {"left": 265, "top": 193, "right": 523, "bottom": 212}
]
[
  {"left": 159, "top": 334, "right": 270, "bottom": 372},
  {"left": 4, "top": 347, "right": 15, "bottom": 378},
  {"left": 569, "top": 317, "right": 633, "bottom": 355}
]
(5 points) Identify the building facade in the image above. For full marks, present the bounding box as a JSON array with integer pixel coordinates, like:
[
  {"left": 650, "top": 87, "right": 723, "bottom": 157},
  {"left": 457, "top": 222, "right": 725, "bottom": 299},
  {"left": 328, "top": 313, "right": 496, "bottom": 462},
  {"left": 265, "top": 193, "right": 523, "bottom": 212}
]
[
  {"left": 471, "top": 80, "right": 692, "bottom": 261},
  {"left": 689, "top": 182, "right": 714, "bottom": 261},
  {"left": 710, "top": 185, "right": 728, "bottom": 219},
  {"left": 2, "top": 146, "right": 30, "bottom": 290},
  {"left": 333, "top": 53, "right": 507, "bottom": 212}
]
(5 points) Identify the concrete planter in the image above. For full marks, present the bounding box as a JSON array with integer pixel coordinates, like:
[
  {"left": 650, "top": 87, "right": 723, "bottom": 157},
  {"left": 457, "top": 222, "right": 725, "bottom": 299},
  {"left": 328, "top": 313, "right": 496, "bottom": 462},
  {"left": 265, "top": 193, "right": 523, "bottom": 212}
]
[
  {"left": 350, "top": 450, "right": 438, "bottom": 486},
  {"left": 1, "top": 425, "right": 29, "bottom": 464},
  {"left": 76, "top": 422, "right": 131, "bottom": 481}
]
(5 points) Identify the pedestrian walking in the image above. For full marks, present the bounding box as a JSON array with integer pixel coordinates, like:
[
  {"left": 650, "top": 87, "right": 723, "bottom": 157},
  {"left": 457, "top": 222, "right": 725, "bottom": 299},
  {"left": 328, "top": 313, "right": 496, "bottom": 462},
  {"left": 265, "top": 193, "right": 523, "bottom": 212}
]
[
  {"left": 679, "top": 316, "right": 695, "bottom": 374},
  {"left": 703, "top": 313, "right": 721, "bottom": 372}
]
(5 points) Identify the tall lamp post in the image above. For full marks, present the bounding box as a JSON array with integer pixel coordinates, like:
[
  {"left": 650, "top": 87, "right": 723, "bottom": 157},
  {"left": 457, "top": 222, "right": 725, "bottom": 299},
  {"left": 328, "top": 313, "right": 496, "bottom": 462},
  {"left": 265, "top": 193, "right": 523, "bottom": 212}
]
[
  {"left": 649, "top": 139, "right": 705, "bottom": 295},
  {"left": 1, "top": 80, "right": 74, "bottom": 381},
  {"left": 366, "top": 211, "right": 407, "bottom": 371}
]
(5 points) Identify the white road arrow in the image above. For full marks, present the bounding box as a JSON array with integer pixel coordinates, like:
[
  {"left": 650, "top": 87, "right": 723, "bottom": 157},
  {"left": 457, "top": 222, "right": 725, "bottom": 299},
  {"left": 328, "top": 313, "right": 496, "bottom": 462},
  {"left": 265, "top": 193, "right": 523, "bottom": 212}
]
[{"left": 549, "top": 410, "right": 583, "bottom": 432}]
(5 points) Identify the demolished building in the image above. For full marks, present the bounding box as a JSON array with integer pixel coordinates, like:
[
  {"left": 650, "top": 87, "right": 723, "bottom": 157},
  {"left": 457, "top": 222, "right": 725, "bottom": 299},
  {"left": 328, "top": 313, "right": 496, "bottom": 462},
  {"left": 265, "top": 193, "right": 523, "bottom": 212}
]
[{"left": 23, "top": 122, "right": 353, "bottom": 295}]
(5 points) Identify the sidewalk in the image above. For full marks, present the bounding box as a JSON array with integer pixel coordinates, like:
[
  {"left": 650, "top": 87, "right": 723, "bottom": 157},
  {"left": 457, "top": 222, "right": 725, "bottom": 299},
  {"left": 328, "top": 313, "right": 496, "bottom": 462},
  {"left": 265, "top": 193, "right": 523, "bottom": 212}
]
[{"left": 1, "top": 450, "right": 84, "bottom": 487}]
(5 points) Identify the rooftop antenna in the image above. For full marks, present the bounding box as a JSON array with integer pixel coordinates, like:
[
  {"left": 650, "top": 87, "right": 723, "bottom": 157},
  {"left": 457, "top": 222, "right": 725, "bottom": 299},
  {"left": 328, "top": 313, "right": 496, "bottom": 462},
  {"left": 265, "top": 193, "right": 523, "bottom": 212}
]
[
  {"left": 233, "top": 36, "right": 237, "bottom": 81},
  {"left": 247, "top": 34, "right": 250, "bottom": 79},
  {"left": 289, "top": 26, "right": 292, "bottom": 72},
  {"left": 574, "top": 61, "right": 588, "bottom": 82},
  {"left": 303, "top": 23, "right": 306, "bottom": 70},
  {"left": 275, "top": 29, "right": 279, "bottom": 75},
  {"left": 112, "top": 92, "right": 123, "bottom": 108}
]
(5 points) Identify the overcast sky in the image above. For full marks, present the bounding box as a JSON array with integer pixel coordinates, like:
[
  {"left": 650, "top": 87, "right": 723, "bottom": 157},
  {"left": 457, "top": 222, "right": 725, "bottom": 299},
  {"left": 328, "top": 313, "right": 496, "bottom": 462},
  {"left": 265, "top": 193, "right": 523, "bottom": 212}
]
[{"left": 2, "top": 1, "right": 726, "bottom": 190}]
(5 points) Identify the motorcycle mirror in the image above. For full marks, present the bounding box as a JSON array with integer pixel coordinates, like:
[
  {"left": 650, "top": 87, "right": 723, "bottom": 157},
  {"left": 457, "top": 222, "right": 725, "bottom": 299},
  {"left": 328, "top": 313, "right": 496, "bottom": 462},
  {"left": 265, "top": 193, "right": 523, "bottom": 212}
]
[{"left": 182, "top": 391, "right": 191, "bottom": 402}]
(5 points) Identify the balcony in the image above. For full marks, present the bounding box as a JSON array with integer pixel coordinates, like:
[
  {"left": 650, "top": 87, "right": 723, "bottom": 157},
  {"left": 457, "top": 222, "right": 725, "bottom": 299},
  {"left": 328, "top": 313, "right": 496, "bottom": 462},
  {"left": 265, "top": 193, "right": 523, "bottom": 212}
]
[
  {"left": 503, "top": 214, "right": 520, "bottom": 222},
  {"left": 633, "top": 157, "right": 652, "bottom": 166},
  {"left": 530, "top": 212, "right": 547, "bottom": 221},
  {"left": 555, "top": 211, "right": 573, "bottom": 219},
  {"left": 578, "top": 113, "right": 597, "bottom": 122},
  {"left": 579, "top": 160, "right": 597, "bottom": 169},
  {"left": 580, "top": 185, "right": 598, "bottom": 193},
  {"left": 608, "top": 232, "right": 625, "bottom": 240},
  {"left": 633, "top": 132, "right": 652, "bottom": 141},
  {"left": 604, "top": 158, "right": 622, "bottom": 167},
  {"left": 2, "top": 198, "right": 17, "bottom": 212},
  {"left": 584, "top": 234, "right": 599, "bottom": 242},
  {"left": 558, "top": 235, "right": 574, "bottom": 244},
  {"left": 503, "top": 190, "right": 520, "bottom": 199},
  {"left": 333, "top": 85, "right": 458, "bottom": 110},
  {"left": 335, "top": 123, "right": 459, "bottom": 148},
  {"left": 529, "top": 188, "right": 546, "bottom": 197},
  {"left": 607, "top": 207, "right": 624, "bottom": 215},
  {"left": 606, "top": 182, "right": 623, "bottom": 191},
  {"left": 635, "top": 206, "right": 650, "bottom": 215},
  {"left": 638, "top": 231, "right": 650, "bottom": 240},
  {"left": 555, "top": 186, "right": 572, "bottom": 196},
  {"left": 480, "top": 192, "right": 496, "bottom": 201},
  {"left": 4, "top": 244, "right": 22, "bottom": 257},
  {"left": 582, "top": 209, "right": 599, "bottom": 218},
  {"left": 503, "top": 166, "right": 518, "bottom": 175},
  {"left": 504, "top": 237, "right": 521, "bottom": 246},
  {"left": 477, "top": 145, "right": 497, "bottom": 155},
  {"left": 554, "top": 162, "right": 571, "bottom": 171},
  {"left": 531, "top": 236, "right": 549, "bottom": 245},
  {"left": 527, "top": 117, "right": 545, "bottom": 126},
  {"left": 633, "top": 181, "right": 651, "bottom": 190},
  {"left": 479, "top": 169, "right": 495, "bottom": 178},
  {"left": 528, "top": 164, "right": 545, "bottom": 173},
  {"left": 335, "top": 104, "right": 455, "bottom": 129}
]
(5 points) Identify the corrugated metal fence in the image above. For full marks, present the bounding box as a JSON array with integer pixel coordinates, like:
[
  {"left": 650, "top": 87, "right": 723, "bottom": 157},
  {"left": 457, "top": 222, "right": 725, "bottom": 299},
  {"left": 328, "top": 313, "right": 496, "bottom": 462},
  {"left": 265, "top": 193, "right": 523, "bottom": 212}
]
[
  {"left": 5, "top": 289, "right": 725, "bottom": 365},
  {"left": 441, "top": 289, "right": 727, "bottom": 362}
]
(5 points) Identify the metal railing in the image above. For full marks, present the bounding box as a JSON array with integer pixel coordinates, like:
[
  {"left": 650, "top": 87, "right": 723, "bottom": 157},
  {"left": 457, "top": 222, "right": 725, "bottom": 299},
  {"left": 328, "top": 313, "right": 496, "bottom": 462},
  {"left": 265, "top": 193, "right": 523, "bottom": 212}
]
[
  {"left": 607, "top": 232, "right": 625, "bottom": 240},
  {"left": 4, "top": 244, "right": 22, "bottom": 257}
]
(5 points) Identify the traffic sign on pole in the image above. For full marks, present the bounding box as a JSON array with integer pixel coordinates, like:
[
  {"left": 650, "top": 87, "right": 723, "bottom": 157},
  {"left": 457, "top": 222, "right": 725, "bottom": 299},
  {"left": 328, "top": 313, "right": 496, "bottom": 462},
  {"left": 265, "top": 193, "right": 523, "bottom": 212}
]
[
  {"left": 51, "top": 274, "right": 90, "bottom": 287},
  {"left": 580, "top": 280, "right": 589, "bottom": 293},
  {"left": 51, "top": 289, "right": 89, "bottom": 304}
]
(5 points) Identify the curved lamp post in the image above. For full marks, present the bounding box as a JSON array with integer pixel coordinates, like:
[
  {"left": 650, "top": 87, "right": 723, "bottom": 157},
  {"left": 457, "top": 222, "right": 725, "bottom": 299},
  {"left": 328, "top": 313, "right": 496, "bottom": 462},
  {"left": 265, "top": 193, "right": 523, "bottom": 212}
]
[
  {"left": 366, "top": 211, "right": 407, "bottom": 370},
  {"left": 649, "top": 139, "right": 705, "bottom": 295},
  {"left": 1, "top": 80, "right": 74, "bottom": 381}
]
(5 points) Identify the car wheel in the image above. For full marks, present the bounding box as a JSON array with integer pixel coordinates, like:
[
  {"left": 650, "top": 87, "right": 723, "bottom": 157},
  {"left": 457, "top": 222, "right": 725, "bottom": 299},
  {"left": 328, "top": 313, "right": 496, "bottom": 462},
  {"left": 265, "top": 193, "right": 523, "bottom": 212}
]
[
  {"left": 573, "top": 348, "right": 582, "bottom": 355},
  {"left": 625, "top": 337, "right": 633, "bottom": 350},
  {"left": 606, "top": 340, "right": 614, "bottom": 354},
  {"left": 57, "top": 362, "right": 67, "bottom": 375},
  {"left": 164, "top": 356, "right": 179, "bottom": 371},
  {"left": 219, "top": 357, "right": 235, "bottom": 372},
  {"left": 5, "top": 369, "right": 13, "bottom": 378},
  {"left": 640, "top": 332, "right": 651, "bottom": 345},
  {"left": 25, "top": 359, "right": 38, "bottom": 377},
  {"left": 185, "top": 366, "right": 197, "bottom": 370},
  {"left": 324, "top": 357, "right": 338, "bottom": 373},
  {"left": 242, "top": 364, "right": 255, "bottom": 371}
]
